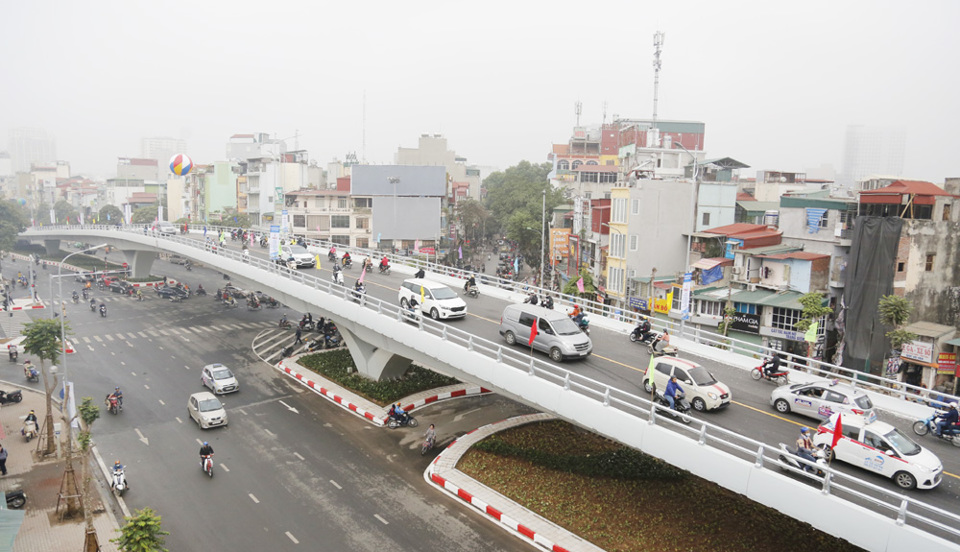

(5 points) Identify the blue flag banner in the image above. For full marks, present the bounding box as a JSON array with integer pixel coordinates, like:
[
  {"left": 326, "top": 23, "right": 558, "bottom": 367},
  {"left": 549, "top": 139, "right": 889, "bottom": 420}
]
[{"left": 806, "top": 208, "right": 827, "bottom": 233}]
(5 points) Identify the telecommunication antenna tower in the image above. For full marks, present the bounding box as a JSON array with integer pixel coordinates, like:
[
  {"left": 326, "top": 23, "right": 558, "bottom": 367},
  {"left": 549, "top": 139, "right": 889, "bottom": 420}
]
[
  {"left": 574, "top": 100, "right": 582, "bottom": 127},
  {"left": 362, "top": 90, "right": 367, "bottom": 163},
  {"left": 652, "top": 31, "right": 665, "bottom": 132},
  {"left": 602, "top": 101, "right": 608, "bottom": 126}
]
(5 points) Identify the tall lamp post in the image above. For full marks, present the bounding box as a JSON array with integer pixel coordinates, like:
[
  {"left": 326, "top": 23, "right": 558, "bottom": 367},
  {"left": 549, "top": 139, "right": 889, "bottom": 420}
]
[
  {"left": 672, "top": 142, "right": 700, "bottom": 335},
  {"left": 539, "top": 189, "right": 546, "bottom": 289},
  {"left": 601, "top": 222, "right": 625, "bottom": 308}
]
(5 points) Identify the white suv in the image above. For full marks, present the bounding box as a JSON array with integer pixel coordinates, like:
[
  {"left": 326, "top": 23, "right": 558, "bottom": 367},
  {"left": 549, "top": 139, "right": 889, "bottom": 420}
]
[
  {"left": 642, "top": 357, "right": 731, "bottom": 412},
  {"left": 398, "top": 278, "right": 467, "bottom": 320}
]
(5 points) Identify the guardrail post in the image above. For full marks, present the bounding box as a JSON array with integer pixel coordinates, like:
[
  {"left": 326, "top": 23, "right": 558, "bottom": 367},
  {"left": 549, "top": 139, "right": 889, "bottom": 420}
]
[
  {"left": 896, "top": 499, "right": 908, "bottom": 526},
  {"left": 528, "top": 359, "right": 535, "bottom": 376},
  {"left": 602, "top": 388, "right": 610, "bottom": 406},
  {"left": 698, "top": 426, "right": 706, "bottom": 445},
  {"left": 754, "top": 446, "right": 764, "bottom": 468},
  {"left": 467, "top": 336, "right": 474, "bottom": 352},
  {"left": 648, "top": 404, "right": 657, "bottom": 425},
  {"left": 496, "top": 347, "right": 503, "bottom": 363},
  {"left": 441, "top": 326, "right": 448, "bottom": 341},
  {"left": 822, "top": 472, "right": 832, "bottom": 495},
  {"left": 563, "top": 373, "right": 570, "bottom": 391}
]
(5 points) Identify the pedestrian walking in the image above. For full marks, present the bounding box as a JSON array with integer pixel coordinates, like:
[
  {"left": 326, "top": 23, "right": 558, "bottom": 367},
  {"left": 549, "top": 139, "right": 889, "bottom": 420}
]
[
  {"left": 295, "top": 326, "right": 303, "bottom": 345},
  {"left": 203, "top": 225, "right": 207, "bottom": 238},
  {"left": 0, "top": 444, "right": 8, "bottom": 475}
]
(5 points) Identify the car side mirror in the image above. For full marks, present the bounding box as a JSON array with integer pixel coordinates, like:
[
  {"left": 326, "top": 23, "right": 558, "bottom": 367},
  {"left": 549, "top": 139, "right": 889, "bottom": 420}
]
[
  {"left": 685, "top": 380, "right": 693, "bottom": 385},
  {"left": 884, "top": 450, "right": 896, "bottom": 457}
]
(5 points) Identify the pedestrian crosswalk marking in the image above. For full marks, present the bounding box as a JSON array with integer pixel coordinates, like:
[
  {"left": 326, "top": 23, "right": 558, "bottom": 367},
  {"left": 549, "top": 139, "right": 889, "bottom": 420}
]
[
  {"left": 137, "top": 331, "right": 147, "bottom": 338},
  {"left": 93, "top": 336, "right": 103, "bottom": 342},
  {"left": 105, "top": 335, "right": 114, "bottom": 341},
  {"left": 82, "top": 337, "right": 91, "bottom": 343},
  {"left": 127, "top": 333, "right": 137, "bottom": 339}
]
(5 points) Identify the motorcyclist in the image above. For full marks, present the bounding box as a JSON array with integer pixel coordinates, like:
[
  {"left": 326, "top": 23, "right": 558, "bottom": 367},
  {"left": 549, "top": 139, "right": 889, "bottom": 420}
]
[
  {"left": 7, "top": 344, "right": 18, "bottom": 361},
  {"left": 136, "top": 289, "right": 143, "bottom": 301},
  {"left": 279, "top": 313, "right": 289, "bottom": 328},
  {"left": 328, "top": 246, "right": 337, "bottom": 260},
  {"left": 110, "top": 386, "right": 123, "bottom": 409},
  {"left": 663, "top": 376, "right": 683, "bottom": 411},
  {"left": 464, "top": 275, "right": 477, "bottom": 293},
  {"left": 113, "top": 460, "right": 124, "bottom": 474},
  {"left": 353, "top": 279, "right": 365, "bottom": 295},
  {"left": 72, "top": 290, "right": 79, "bottom": 302},
  {"left": 570, "top": 305, "right": 585, "bottom": 326},
  {"left": 24, "top": 409, "right": 37, "bottom": 424},
  {"left": 525, "top": 292, "right": 539, "bottom": 306},
  {"left": 82, "top": 288, "right": 88, "bottom": 300},
  {"left": 935, "top": 402, "right": 959, "bottom": 437},
  {"left": 23, "top": 360, "right": 37, "bottom": 379},
  {"left": 414, "top": 268, "right": 425, "bottom": 279},
  {"left": 762, "top": 354, "right": 782, "bottom": 378},
  {"left": 541, "top": 295, "right": 553, "bottom": 309},
  {"left": 795, "top": 427, "right": 817, "bottom": 473},
  {"left": 424, "top": 424, "right": 437, "bottom": 448},
  {"left": 99, "top": 303, "right": 106, "bottom": 316},
  {"left": 637, "top": 317, "right": 653, "bottom": 342},
  {"left": 389, "top": 403, "right": 409, "bottom": 424},
  {"left": 200, "top": 441, "right": 214, "bottom": 459},
  {"left": 379, "top": 256, "right": 389, "bottom": 271},
  {"left": 342, "top": 252, "right": 351, "bottom": 266},
  {"left": 90, "top": 298, "right": 97, "bottom": 311}
]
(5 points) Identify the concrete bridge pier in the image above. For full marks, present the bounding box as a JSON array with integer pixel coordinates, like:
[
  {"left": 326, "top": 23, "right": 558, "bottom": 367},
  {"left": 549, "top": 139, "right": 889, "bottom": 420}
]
[
  {"left": 43, "top": 239, "right": 61, "bottom": 255},
  {"left": 338, "top": 326, "right": 413, "bottom": 381},
  {"left": 123, "top": 250, "right": 158, "bottom": 279}
]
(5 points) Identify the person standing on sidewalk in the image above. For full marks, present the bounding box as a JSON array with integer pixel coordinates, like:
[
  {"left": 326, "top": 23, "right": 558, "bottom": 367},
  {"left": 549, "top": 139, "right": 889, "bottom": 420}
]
[
  {"left": 0, "top": 444, "right": 8, "bottom": 476},
  {"left": 295, "top": 326, "right": 303, "bottom": 345}
]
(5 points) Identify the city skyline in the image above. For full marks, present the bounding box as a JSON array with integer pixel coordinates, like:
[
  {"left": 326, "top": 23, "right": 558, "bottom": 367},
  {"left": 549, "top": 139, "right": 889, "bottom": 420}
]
[{"left": 2, "top": 1, "right": 958, "bottom": 182}]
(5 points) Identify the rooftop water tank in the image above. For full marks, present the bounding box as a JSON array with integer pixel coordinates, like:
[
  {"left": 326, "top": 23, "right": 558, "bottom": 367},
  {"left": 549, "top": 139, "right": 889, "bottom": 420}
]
[{"left": 763, "top": 210, "right": 779, "bottom": 227}]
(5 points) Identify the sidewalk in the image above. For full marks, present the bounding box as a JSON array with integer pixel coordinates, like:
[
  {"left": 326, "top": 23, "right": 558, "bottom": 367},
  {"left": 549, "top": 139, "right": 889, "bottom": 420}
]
[{"left": 0, "top": 383, "right": 121, "bottom": 552}]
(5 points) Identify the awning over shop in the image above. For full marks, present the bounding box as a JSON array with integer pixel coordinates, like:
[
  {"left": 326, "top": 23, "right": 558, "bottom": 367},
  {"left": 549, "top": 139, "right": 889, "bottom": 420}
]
[
  {"left": 945, "top": 337, "right": 960, "bottom": 347},
  {"left": 691, "top": 257, "right": 732, "bottom": 270}
]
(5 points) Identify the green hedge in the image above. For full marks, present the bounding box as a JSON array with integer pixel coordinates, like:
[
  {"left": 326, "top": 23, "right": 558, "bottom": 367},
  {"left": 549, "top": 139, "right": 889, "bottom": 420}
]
[
  {"left": 473, "top": 431, "right": 687, "bottom": 481},
  {"left": 298, "top": 349, "right": 460, "bottom": 405}
]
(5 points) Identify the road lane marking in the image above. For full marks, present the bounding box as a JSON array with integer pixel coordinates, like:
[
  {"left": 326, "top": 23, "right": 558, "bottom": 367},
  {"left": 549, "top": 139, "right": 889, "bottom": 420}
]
[
  {"left": 110, "top": 351, "right": 115, "bottom": 356},
  {"left": 137, "top": 331, "right": 147, "bottom": 338},
  {"left": 374, "top": 514, "right": 389, "bottom": 525},
  {"left": 185, "top": 365, "right": 191, "bottom": 370},
  {"left": 127, "top": 332, "right": 137, "bottom": 339},
  {"left": 731, "top": 400, "right": 807, "bottom": 427},
  {"left": 82, "top": 337, "right": 90, "bottom": 343},
  {"left": 220, "top": 464, "right": 229, "bottom": 472},
  {"left": 181, "top": 336, "right": 190, "bottom": 342},
  {"left": 329, "top": 480, "right": 341, "bottom": 490},
  {"left": 127, "top": 341, "right": 133, "bottom": 347},
  {"left": 131, "top": 372, "right": 137, "bottom": 376},
  {"left": 209, "top": 325, "right": 222, "bottom": 331},
  {"left": 249, "top": 494, "right": 259, "bottom": 504},
  {"left": 278, "top": 400, "right": 299, "bottom": 414},
  {"left": 175, "top": 417, "right": 182, "bottom": 424},
  {"left": 134, "top": 428, "right": 149, "bottom": 446},
  {"left": 293, "top": 452, "right": 305, "bottom": 461},
  {"left": 158, "top": 399, "right": 165, "bottom": 406},
  {"left": 93, "top": 336, "right": 102, "bottom": 342},
  {"left": 158, "top": 329, "right": 171, "bottom": 336},
  {"left": 263, "top": 428, "right": 276, "bottom": 437},
  {"left": 88, "top": 345, "right": 95, "bottom": 351},
  {"left": 285, "top": 532, "right": 299, "bottom": 544},
  {"left": 144, "top": 384, "right": 150, "bottom": 390},
  {"left": 453, "top": 408, "right": 481, "bottom": 422},
  {"left": 148, "top": 330, "right": 159, "bottom": 337},
  {"left": 120, "top": 361, "right": 126, "bottom": 366},
  {"left": 105, "top": 335, "right": 114, "bottom": 341}
]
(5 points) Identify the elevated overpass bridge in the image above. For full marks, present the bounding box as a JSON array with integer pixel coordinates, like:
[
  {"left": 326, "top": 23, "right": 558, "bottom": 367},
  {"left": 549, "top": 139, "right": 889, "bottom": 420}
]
[{"left": 19, "top": 226, "right": 960, "bottom": 552}]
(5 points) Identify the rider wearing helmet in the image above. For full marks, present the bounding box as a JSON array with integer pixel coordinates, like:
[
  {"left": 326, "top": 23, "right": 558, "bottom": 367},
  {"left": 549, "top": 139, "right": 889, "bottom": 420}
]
[
  {"left": 111, "top": 386, "right": 123, "bottom": 409},
  {"left": 199, "top": 441, "right": 214, "bottom": 457},
  {"left": 935, "top": 402, "right": 959, "bottom": 437},
  {"left": 795, "top": 427, "right": 817, "bottom": 472},
  {"left": 389, "top": 402, "right": 408, "bottom": 424}
]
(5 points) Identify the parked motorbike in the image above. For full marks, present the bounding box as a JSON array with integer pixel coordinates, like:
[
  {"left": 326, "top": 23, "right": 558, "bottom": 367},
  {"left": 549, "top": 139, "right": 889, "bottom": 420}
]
[
  {"left": 5, "top": 490, "right": 26, "bottom": 509},
  {"left": 386, "top": 413, "right": 419, "bottom": 429},
  {"left": 21, "top": 420, "right": 38, "bottom": 442},
  {"left": 201, "top": 455, "right": 214, "bottom": 477},
  {"left": 111, "top": 468, "right": 127, "bottom": 496},
  {"left": 777, "top": 443, "right": 828, "bottom": 476},
  {"left": 0, "top": 390, "right": 23, "bottom": 405},
  {"left": 653, "top": 390, "right": 691, "bottom": 424},
  {"left": 912, "top": 411, "right": 960, "bottom": 447},
  {"left": 751, "top": 360, "right": 790, "bottom": 386}
]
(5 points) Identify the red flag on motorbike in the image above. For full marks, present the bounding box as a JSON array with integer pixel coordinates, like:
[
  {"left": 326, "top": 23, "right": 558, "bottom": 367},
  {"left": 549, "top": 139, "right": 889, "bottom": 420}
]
[
  {"left": 528, "top": 318, "right": 538, "bottom": 346},
  {"left": 831, "top": 414, "right": 843, "bottom": 451}
]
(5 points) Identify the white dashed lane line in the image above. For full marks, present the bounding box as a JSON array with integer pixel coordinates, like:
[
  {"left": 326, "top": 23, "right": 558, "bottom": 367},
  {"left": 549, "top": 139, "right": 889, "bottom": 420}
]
[
  {"left": 285, "top": 532, "right": 299, "bottom": 544},
  {"left": 293, "top": 452, "right": 305, "bottom": 461},
  {"left": 329, "top": 480, "right": 342, "bottom": 490},
  {"left": 374, "top": 514, "right": 389, "bottom": 525},
  {"left": 249, "top": 494, "right": 259, "bottom": 504}
]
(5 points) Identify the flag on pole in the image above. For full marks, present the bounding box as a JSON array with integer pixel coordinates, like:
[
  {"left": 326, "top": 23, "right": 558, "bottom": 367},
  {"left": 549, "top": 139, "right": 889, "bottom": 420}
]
[
  {"left": 645, "top": 355, "right": 656, "bottom": 391},
  {"left": 576, "top": 277, "right": 585, "bottom": 293},
  {"left": 420, "top": 285, "right": 425, "bottom": 305},
  {"left": 528, "top": 318, "right": 539, "bottom": 345},
  {"left": 315, "top": 255, "right": 321, "bottom": 270},
  {"left": 804, "top": 319, "right": 819, "bottom": 343},
  {"left": 358, "top": 265, "right": 366, "bottom": 284},
  {"left": 831, "top": 413, "right": 843, "bottom": 451},
  {"left": 458, "top": 245, "right": 463, "bottom": 259}
]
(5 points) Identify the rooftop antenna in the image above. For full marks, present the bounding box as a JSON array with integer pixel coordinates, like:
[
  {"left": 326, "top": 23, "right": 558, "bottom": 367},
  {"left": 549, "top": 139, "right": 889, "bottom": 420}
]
[
  {"left": 652, "top": 31, "right": 665, "bottom": 136},
  {"left": 362, "top": 90, "right": 367, "bottom": 163},
  {"left": 602, "top": 101, "right": 607, "bottom": 126},
  {"left": 574, "top": 100, "right": 582, "bottom": 127}
]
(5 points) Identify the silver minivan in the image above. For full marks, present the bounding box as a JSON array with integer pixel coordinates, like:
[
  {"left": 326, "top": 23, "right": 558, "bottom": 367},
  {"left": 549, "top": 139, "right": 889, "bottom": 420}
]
[{"left": 499, "top": 304, "right": 592, "bottom": 362}]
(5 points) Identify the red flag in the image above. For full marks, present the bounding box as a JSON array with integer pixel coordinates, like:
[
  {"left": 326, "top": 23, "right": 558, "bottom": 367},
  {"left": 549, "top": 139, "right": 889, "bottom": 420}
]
[
  {"left": 831, "top": 414, "right": 843, "bottom": 450},
  {"left": 358, "top": 264, "right": 366, "bottom": 284},
  {"left": 528, "top": 318, "right": 538, "bottom": 345}
]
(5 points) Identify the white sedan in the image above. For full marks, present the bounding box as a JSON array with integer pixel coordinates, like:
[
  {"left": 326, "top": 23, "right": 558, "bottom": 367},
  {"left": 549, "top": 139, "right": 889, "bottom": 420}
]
[
  {"left": 188, "top": 392, "right": 229, "bottom": 429},
  {"left": 201, "top": 363, "right": 239, "bottom": 394}
]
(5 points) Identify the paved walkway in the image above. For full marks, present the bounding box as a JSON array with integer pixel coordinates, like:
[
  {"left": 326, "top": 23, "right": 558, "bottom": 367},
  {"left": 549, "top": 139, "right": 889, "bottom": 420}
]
[{"left": 0, "top": 383, "right": 122, "bottom": 552}]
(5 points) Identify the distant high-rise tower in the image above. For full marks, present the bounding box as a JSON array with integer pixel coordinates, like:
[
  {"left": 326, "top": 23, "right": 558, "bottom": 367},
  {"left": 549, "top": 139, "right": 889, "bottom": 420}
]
[
  {"left": 839, "top": 125, "right": 905, "bottom": 191},
  {"left": 8, "top": 127, "right": 56, "bottom": 173},
  {"left": 141, "top": 137, "right": 187, "bottom": 176}
]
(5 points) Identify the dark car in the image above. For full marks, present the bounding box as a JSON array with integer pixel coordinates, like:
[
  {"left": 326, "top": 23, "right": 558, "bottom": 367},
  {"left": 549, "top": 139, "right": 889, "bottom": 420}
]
[
  {"left": 156, "top": 285, "right": 189, "bottom": 299},
  {"left": 106, "top": 280, "right": 135, "bottom": 295}
]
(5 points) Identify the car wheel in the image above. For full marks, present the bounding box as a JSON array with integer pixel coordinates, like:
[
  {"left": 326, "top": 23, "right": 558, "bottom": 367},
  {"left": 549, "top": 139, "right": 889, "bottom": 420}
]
[
  {"left": 430, "top": 308, "right": 440, "bottom": 320},
  {"left": 549, "top": 348, "right": 563, "bottom": 362},
  {"left": 692, "top": 397, "right": 707, "bottom": 412},
  {"left": 912, "top": 420, "right": 929, "bottom": 436},
  {"left": 774, "top": 398, "right": 791, "bottom": 414},
  {"left": 643, "top": 380, "right": 653, "bottom": 394},
  {"left": 400, "top": 298, "right": 409, "bottom": 308},
  {"left": 893, "top": 471, "right": 917, "bottom": 490},
  {"left": 504, "top": 331, "right": 516, "bottom": 345}
]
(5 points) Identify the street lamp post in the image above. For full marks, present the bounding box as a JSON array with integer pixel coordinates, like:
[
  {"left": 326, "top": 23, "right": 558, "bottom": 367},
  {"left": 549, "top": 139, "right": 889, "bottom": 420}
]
[
  {"left": 540, "top": 189, "right": 546, "bottom": 289},
  {"left": 672, "top": 142, "right": 700, "bottom": 336}
]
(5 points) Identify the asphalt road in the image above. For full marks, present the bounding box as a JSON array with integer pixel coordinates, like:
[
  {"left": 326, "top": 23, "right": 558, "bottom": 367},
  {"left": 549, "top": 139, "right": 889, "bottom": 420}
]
[{"left": 19, "top": 259, "right": 533, "bottom": 552}]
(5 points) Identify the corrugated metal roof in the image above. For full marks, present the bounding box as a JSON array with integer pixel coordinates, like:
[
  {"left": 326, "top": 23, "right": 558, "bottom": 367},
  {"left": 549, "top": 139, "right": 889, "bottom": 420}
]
[
  {"left": 903, "top": 321, "right": 956, "bottom": 339},
  {"left": 736, "top": 201, "right": 779, "bottom": 212}
]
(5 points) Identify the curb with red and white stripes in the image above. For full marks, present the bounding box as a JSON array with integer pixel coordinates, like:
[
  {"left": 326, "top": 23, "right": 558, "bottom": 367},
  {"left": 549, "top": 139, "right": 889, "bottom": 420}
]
[
  {"left": 275, "top": 357, "right": 491, "bottom": 425},
  {"left": 8, "top": 304, "right": 45, "bottom": 311}
]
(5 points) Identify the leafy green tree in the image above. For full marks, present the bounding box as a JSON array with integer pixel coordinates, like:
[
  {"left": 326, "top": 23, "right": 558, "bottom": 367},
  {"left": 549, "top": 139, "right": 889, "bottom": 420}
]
[
  {"left": 455, "top": 199, "right": 490, "bottom": 245},
  {"left": 131, "top": 205, "right": 158, "bottom": 225},
  {"left": 54, "top": 200, "right": 79, "bottom": 224},
  {"left": 794, "top": 292, "right": 833, "bottom": 359},
  {"left": 878, "top": 295, "right": 916, "bottom": 350},
  {"left": 98, "top": 204, "right": 124, "bottom": 224},
  {"left": 112, "top": 508, "right": 169, "bottom": 552},
  {"left": 0, "top": 199, "right": 28, "bottom": 250},
  {"left": 78, "top": 396, "right": 102, "bottom": 547},
  {"left": 21, "top": 318, "right": 68, "bottom": 455},
  {"left": 562, "top": 267, "right": 597, "bottom": 302}
]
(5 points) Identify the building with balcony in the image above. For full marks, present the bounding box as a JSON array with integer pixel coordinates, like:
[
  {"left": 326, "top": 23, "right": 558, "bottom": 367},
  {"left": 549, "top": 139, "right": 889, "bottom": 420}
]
[{"left": 283, "top": 185, "right": 372, "bottom": 248}]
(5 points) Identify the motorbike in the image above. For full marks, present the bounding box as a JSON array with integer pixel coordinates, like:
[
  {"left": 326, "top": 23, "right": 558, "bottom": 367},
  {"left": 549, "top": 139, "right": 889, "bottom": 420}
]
[
  {"left": 751, "top": 361, "right": 790, "bottom": 386},
  {"left": 541, "top": 296, "right": 553, "bottom": 309},
  {"left": 523, "top": 294, "right": 539, "bottom": 306},
  {"left": 332, "top": 270, "right": 344, "bottom": 286},
  {"left": 201, "top": 455, "right": 214, "bottom": 477},
  {"left": 386, "top": 412, "right": 419, "bottom": 429},
  {"left": 111, "top": 468, "right": 127, "bottom": 496},
  {"left": 5, "top": 490, "right": 26, "bottom": 509},
  {"left": 279, "top": 318, "right": 292, "bottom": 329},
  {"left": 299, "top": 319, "right": 315, "bottom": 332},
  {"left": 99, "top": 305, "right": 107, "bottom": 317},
  {"left": 72, "top": 293, "right": 79, "bottom": 304},
  {"left": 24, "top": 363, "right": 39, "bottom": 383},
  {"left": 105, "top": 394, "right": 121, "bottom": 415},
  {"left": 378, "top": 264, "right": 391, "bottom": 275},
  {"left": 223, "top": 297, "right": 238, "bottom": 309},
  {"left": 629, "top": 324, "right": 656, "bottom": 346},
  {"left": 327, "top": 251, "right": 337, "bottom": 263},
  {"left": 90, "top": 301, "right": 97, "bottom": 312},
  {"left": 8, "top": 349, "right": 17, "bottom": 362},
  {"left": 570, "top": 314, "right": 590, "bottom": 335},
  {"left": 647, "top": 333, "right": 678, "bottom": 356},
  {"left": 247, "top": 299, "right": 262, "bottom": 311},
  {"left": 653, "top": 390, "right": 691, "bottom": 424},
  {"left": 421, "top": 435, "right": 436, "bottom": 456},
  {"left": 196, "top": 287, "right": 207, "bottom": 296},
  {"left": 342, "top": 257, "right": 353, "bottom": 270},
  {"left": 82, "top": 289, "right": 88, "bottom": 300},
  {"left": 465, "top": 284, "right": 479, "bottom": 298},
  {"left": 0, "top": 389, "right": 23, "bottom": 405},
  {"left": 351, "top": 285, "right": 366, "bottom": 303},
  {"left": 912, "top": 411, "right": 960, "bottom": 447},
  {"left": 265, "top": 298, "right": 280, "bottom": 309},
  {"left": 777, "top": 443, "right": 828, "bottom": 476},
  {"left": 21, "top": 420, "right": 38, "bottom": 442}
]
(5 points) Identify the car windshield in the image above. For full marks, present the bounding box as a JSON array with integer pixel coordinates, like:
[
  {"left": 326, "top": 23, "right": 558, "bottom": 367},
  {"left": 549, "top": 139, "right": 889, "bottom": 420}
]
[
  {"left": 212, "top": 369, "right": 233, "bottom": 380},
  {"left": 431, "top": 287, "right": 458, "bottom": 300},
  {"left": 552, "top": 317, "right": 582, "bottom": 335},
  {"left": 884, "top": 427, "right": 921, "bottom": 456},
  {"left": 287, "top": 246, "right": 308, "bottom": 255},
  {"left": 854, "top": 395, "right": 873, "bottom": 409},
  {"left": 688, "top": 366, "right": 717, "bottom": 386},
  {"left": 198, "top": 398, "right": 223, "bottom": 412}
]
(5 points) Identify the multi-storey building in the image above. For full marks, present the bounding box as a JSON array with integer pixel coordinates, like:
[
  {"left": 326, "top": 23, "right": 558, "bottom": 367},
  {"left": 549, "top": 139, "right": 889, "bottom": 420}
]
[
  {"left": 395, "top": 134, "right": 481, "bottom": 203},
  {"left": 141, "top": 136, "right": 187, "bottom": 175},
  {"left": 8, "top": 128, "right": 56, "bottom": 174},
  {"left": 838, "top": 125, "right": 906, "bottom": 193}
]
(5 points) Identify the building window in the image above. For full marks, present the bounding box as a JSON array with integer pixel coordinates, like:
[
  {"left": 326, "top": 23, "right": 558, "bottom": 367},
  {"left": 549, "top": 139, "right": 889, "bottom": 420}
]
[
  {"left": 355, "top": 218, "right": 369, "bottom": 230},
  {"left": 631, "top": 199, "right": 639, "bottom": 215},
  {"left": 702, "top": 212, "right": 710, "bottom": 226},
  {"left": 353, "top": 198, "right": 372, "bottom": 208},
  {"left": 925, "top": 254, "right": 935, "bottom": 271},
  {"left": 331, "top": 215, "right": 350, "bottom": 228},
  {"left": 558, "top": 160, "right": 570, "bottom": 171},
  {"left": 671, "top": 289, "right": 682, "bottom": 311},
  {"left": 292, "top": 214, "right": 306, "bottom": 228},
  {"left": 699, "top": 300, "right": 723, "bottom": 317},
  {"left": 943, "top": 203, "right": 952, "bottom": 221},
  {"left": 897, "top": 262, "right": 905, "bottom": 272},
  {"left": 599, "top": 172, "right": 618, "bottom": 183},
  {"left": 338, "top": 198, "right": 348, "bottom": 209},
  {"left": 734, "top": 302, "right": 757, "bottom": 315},
  {"left": 571, "top": 160, "right": 582, "bottom": 170},
  {"left": 629, "top": 234, "right": 638, "bottom": 251},
  {"left": 819, "top": 211, "right": 829, "bottom": 228},
  {"left": 610, "top": 233, "right": 625, "bottom": 258},
  {"left": 771, "top": 307, "right": 802, "bottom": 331},
  {"left": 331, "top": 235, "right": 350, "bottom": 246},
  {"left": 612, "top": 198, "right": 627, "bottom": 223},
  {"left": 356, "top": 238, "right": 369, "bottom": 249}
]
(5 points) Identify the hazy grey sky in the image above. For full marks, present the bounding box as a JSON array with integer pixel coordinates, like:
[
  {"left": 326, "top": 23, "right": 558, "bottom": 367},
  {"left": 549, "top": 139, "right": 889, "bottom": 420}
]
[{"left": 3, "top": 0, "right": 958, "bottom": 182}]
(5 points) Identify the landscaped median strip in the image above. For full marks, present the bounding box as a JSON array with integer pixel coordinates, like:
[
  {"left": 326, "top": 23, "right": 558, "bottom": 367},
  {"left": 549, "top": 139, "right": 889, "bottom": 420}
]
[
  {"left": 274, "top": 355, "right": 492, "bottom": 425},
  {"left": 425, "top": 413, "right": 605, "bottom": 552}
]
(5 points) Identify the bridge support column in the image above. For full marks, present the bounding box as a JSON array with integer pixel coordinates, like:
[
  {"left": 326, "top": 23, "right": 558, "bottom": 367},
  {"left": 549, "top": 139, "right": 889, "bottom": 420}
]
[
  {"left": 43, "top": 239, "right": 61, "bottom": 255},
  {"left": 123, "top": 250, "right": 157, "bottom": 279},
  {"left": 338, "top": 326, "right": 413, "bottom": 381}
]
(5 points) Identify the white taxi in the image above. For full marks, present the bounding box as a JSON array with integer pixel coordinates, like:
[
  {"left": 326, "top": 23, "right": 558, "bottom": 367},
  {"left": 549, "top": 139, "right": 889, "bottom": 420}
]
[
  {"left": 770, "top": 379, "right": 876, "bottom": 422},
  {"left": 814, "top": 413, "right": 942, "bottom": 490}
]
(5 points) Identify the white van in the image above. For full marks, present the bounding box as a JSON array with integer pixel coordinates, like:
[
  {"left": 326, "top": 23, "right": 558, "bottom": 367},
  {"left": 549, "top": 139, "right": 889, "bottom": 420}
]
[
  {"left": 157, "top": 221, "right": 176, "bottom": 234},
  {"left": 499, "top": 304, "right": 592, "bottom": 362},
  {"left": 398, "top": 278, "right": 467, "bottom": 320}
]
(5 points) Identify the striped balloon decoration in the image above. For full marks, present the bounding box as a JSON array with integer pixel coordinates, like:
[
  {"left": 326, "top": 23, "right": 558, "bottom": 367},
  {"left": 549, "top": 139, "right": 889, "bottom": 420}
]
[{"left": 169, "top": 153, "right": 193, "bottom": 176}]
